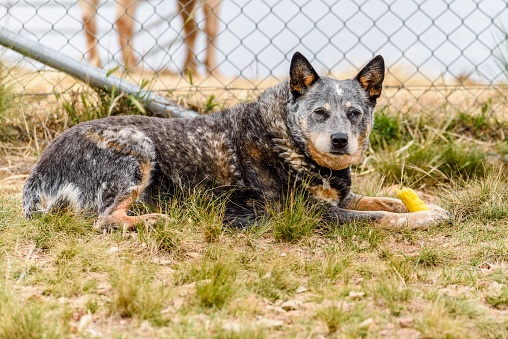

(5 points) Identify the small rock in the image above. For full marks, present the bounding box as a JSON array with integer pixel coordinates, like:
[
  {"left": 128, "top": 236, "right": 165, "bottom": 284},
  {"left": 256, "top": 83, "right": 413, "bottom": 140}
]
[
  {"left": 193, "top": 313, "right": 209, "bottom": 324},
  {"left": 27, "top": 293, "right": 43, "bottom": 301},
  {"left": 479, "top": 262, "right": 493, "bottom": 269},
  {"left": 78, "top": 312, "right": 93, "bottom": 332},
  {"left": 187, "top": 252, "right": 200, "bottom": 259},
  {"left": 396, "top": 328, "right": 421, "bottom": 339},
  {"left": 490, "top": 281, "right": 505, "bottom": 293},
  {"left": 380, "top": 323, "right": 396, "bottom": 336},
  {"left": 348, "top": 291, "right": 365, "bottom": 300},
  {"left": 176, "top": 282, "right": 197, "bottom": 296},
  {"left": 265, "top": 305, "right": 286, "bottom": 314},
  {"left": 86, "top": 328, "right": 101, "bottom": 338},
  {"left": 280, "top": 252, "right": 287, "bottom": 257},
  {"left": 97, "top": 282, "right": 112, "bottom": 295},
  {"left": 384, "top": 323, "right": 395, "bottom": 330},
  {"left": 172, "top": 297, "right": 185, "bottom": 310},
  {"left": 439, "top": 287, "right": 459, "bottom": 299},
  {"left": 295, "top": 286, "right": 308, "bottom": 294},
  {"left": 107, "top": 246, "right": 119, "bottom": 253},
  {"left": 399, "top": 317, "right": 414, "bottom": 328},
  {"left": 161, "top": 306, "right": 176, "bottom": 314},
  {"left": 480, "top": 262, "right": 497, "bottom": 275},
  {"left": 359, "top": 318, "right": 373, "bottom": 328},
  {"left": 152, "top": 257, "right": 171, "bottom": 265},
  {"left": 255, "top": 318, "right": 284, "bottom": 328},
  {"left": 281, "top": 300, "right": 304, "bottom": 311},
  {"left": 222, "top": 321, "right": 241, "bottom": 333}
]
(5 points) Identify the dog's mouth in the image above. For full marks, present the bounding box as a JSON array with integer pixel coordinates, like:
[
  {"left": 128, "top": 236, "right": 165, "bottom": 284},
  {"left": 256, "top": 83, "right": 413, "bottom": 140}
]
[{"left": 329, "top": 150, "right": 350, "bottom": 156}]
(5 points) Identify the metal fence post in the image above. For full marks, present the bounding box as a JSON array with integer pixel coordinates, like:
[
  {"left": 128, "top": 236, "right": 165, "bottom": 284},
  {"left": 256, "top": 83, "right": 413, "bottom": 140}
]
[{"left": 0, "top": 25, "right": 199, "bottom": 119}]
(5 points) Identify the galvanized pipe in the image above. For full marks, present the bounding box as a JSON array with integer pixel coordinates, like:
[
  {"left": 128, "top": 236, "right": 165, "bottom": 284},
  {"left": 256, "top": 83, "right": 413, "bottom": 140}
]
[{"left": 0, "top": 25, "right": 199, "bottom": 119}]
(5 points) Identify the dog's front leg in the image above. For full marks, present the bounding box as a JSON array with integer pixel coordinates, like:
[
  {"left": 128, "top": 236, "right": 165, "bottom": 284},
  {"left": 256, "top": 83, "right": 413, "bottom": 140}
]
[
  {"left": 343, "top": 192, "right": 450, "bottom": 216},
  {"left": 323, "top": 205, "right": 450, "bottom": 230},
  {"left": 343, "top": 193, "right": 409, "bottom": 213}
]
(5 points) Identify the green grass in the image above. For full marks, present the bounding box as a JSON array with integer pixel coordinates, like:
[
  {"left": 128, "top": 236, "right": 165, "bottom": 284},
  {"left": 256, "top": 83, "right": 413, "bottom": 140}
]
[
  {"left": 269, "top": 186, "right": 323, "bottom": 243},
  {"left": 373, "top": 276, "right": 413, "bottom": 316},
  {"left": 0, "top": 289, "right": 65, "bottom": 339},
  {"left": 109, "top": 265, "right": 170, "bottom": 325},
  {"left": 366, "top": 106, "right": 507, "bottom": 186},
  {"left": 0, "top": 63, "right": 21, "bottom": 142},
  {"left": 195, "top": 260, "right": 238, "bottom": 309}
]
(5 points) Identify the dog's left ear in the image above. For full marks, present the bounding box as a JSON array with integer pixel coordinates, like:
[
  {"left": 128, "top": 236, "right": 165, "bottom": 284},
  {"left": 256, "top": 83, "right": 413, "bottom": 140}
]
[
  {"left": 355, "top": 55, "right": 385, "bottom": 104},
  {"left": 290, "top": 52, "right": 320, "bottom": 98}
]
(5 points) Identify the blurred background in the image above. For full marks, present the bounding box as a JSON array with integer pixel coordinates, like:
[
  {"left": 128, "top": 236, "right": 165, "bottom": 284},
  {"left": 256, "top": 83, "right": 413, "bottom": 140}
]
[{"left": 1, "top": 0, "right": 507, "bottom": 114}]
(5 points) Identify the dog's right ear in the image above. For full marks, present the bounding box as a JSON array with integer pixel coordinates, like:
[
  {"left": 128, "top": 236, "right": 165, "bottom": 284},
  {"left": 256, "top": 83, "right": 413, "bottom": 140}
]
[{"left": 290, "top": 52, "right": 320, "bottom": 98}]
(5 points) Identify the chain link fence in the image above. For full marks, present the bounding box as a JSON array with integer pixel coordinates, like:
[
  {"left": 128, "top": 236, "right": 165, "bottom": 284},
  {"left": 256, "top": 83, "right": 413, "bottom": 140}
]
[{"left": 1, "top": 0, "right": 507, "bottom": 116}]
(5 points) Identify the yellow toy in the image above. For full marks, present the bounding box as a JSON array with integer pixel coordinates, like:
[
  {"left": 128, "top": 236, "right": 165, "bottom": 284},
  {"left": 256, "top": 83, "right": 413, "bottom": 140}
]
[{"left": 396, "top": 188, "right": 429, "bottom": 212}]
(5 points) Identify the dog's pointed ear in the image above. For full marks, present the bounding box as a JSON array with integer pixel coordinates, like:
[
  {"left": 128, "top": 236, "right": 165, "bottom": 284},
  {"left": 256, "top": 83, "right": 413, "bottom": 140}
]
[
  {"left": 355, "top": 55, "right": 385, "bottom": 104},
  {"left": 290, "top": 52, "right": 320, "bottom": 98}
]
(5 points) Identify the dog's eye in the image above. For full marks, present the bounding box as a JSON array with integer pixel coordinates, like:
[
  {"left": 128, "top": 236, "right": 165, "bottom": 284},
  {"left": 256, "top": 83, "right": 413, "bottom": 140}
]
[
  {"left": 349, "top": 108, "right": 362, "bottom": 117},
  {"left": 314, "top": 107, "right": 328, "bottom": 116}
]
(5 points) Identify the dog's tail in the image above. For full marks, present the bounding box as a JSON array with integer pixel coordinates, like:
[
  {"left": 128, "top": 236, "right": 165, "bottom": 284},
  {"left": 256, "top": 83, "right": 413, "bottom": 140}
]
[
  {"left": 22, "top": 177, "right": 85, "bottom": 219},
  {"left": 22, "top": 176, "right": 42, "bottom": 219}
]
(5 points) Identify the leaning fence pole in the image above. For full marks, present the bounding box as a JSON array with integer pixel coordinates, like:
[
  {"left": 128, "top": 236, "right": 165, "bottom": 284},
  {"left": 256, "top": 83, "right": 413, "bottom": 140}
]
[{"left": 0, "top": 25, "right": 199, "bottom": 119}]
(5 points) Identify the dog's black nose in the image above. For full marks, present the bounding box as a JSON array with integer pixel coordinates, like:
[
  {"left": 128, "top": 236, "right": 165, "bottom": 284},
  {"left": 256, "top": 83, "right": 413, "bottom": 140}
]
[{"left": 331, "top": 133, "right": 348, "bottom": 148}]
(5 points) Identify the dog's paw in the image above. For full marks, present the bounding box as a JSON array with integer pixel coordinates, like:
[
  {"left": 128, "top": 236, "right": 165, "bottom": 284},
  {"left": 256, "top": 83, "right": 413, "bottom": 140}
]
[
  {"left": 379, "top": 208, "right": 451, "bottom": 230},
  {"left": 426, "top": 204, "right": 452, "bottom": 220},
  {"left": 406, "top": 209, "right": 452, "bottom": 229}
]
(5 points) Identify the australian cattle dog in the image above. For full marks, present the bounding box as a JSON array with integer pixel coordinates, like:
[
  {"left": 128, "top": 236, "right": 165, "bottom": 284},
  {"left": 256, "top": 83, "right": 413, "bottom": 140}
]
[{"left": 23, "top": 52, "right": 450, "bottom": 230}]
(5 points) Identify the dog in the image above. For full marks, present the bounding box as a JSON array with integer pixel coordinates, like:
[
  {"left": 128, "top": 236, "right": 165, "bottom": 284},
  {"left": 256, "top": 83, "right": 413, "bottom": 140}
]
[
  {"left": 79, "top": 0, "right": 221, "bottom": 74},
  {"left": 22, "top": 52, "right": 450, "bottom": 230}
]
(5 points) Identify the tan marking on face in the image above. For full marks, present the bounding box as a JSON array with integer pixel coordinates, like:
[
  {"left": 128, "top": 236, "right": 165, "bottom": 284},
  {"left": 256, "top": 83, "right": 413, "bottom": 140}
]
[
  {"left": 300, "top": 118, "right": 308, "bottom": 130},
  {"left": 306, "top": 135, "right": 367, "bottom": 170},
  {"left": 345, "top": 101, "right": 352, "bottom": 108},
  {"left": 324, "top": 103, "right": 331, "bottom": 111},
  {"left": 308, "top": 185, "right": 339, "bottom": 202}
]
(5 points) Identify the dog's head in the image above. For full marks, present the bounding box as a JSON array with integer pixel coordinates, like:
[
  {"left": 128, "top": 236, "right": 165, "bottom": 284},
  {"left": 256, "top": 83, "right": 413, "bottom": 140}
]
[{"left": 287, "top": 52, "right": 385, "bottom": 170}]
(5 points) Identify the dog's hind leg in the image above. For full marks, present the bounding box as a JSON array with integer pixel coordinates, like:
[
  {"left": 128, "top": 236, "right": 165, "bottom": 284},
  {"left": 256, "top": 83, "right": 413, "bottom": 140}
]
[
  {"left": 94, "top": 194, "right": 169, "bottom": 231},
  {"left": 94, "top": 162, "right": 168, "bottom": 231}
]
